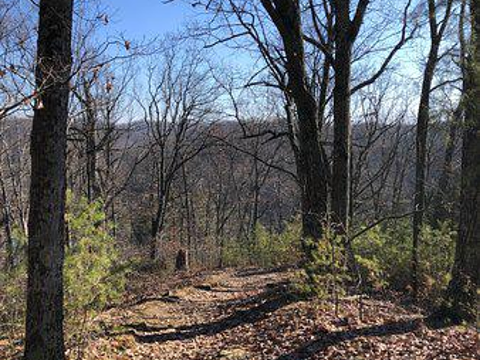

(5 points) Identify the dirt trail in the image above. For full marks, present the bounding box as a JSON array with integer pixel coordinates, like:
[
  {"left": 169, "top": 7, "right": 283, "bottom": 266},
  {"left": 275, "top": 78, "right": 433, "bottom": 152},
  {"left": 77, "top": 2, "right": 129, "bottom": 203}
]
[{"left": 83, "top": 268, "right": 476, "bottom": 360}]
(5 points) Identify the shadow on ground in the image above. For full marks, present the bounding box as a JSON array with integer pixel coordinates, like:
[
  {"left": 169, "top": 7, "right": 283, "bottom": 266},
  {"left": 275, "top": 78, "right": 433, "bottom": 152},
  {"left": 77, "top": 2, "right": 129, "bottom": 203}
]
[
  {"left": 275, "top": 318, "right": 422, "bottom": 360},
  {"left": 127, "top": 285, "right": 297, "bottom": 344}
]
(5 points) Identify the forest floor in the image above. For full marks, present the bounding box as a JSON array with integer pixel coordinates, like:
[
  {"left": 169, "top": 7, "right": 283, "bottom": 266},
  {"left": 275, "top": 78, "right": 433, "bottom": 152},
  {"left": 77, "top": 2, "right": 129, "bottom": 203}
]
[{"left": 75, "top": 267, "right": 476, "bottom": 360}]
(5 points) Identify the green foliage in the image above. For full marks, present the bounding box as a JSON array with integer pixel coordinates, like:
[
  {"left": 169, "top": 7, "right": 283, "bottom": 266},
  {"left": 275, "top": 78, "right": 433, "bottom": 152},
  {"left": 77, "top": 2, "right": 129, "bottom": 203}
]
[
  {"left": 64, "top": 191, "right": 126, "bottom": 329},
  {"left": 298, "top": 224, "right": 351, "bottom": 303},
  {"left": 222, "top": 219, "right": 302, "bottom": 268},
  {"left": 0, "top": 263, "right": 26, "bottom": 340},
  {"left": 9, "top": 226, "right": 27, "bottom": 266},
  {"left": 0, "top": 191, "right": 127, "bottom": 341},
  {"left": 353, "top": 219, "right": 456, "bottom": 304},
  {"left": 221, "top": 236, "right": 250, "bottom": 268}
]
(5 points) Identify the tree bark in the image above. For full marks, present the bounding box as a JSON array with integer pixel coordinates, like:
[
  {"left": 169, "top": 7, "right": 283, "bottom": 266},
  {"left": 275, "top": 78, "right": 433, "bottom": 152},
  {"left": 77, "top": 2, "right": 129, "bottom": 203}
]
[
  {"left": 431, "top": 103, "right": 462, "bottom": 224},
  {"left": 331, "top": 0, "right": 354, "bottom": 234},
  {"left": 444, "top": 0, "right": 480, "bottom": 322},
  {"left": 24, "top": 0, "right": 73, "bottom": 359},
  {"left": 261, "top": 0, "right": 329, "bottom": 244},
  {"left": 412, "top": 0, "right": 453, "bottom": 298},
  {"left": 411, "top": 45, "right": 439, "bottom": 297},
  {"left": 0, "top": 173, "right": 14, "bottom": 271}
]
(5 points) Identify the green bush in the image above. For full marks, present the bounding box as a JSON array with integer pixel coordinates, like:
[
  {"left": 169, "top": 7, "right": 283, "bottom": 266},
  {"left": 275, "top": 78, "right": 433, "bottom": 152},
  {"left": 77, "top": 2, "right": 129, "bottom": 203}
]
[
  {"left": 297, "top": 224, "right": 351, "bottom": 304},
  {"left": 64, "top": 191, "right": 126, "bottom": 332},
  {"left": 221, "top": 236, "right": 250, "bottom": 268},
  {"left": 0, "top": 264, "right": 26, "bottom": 341},
  {"left": 353, "top": 219, "right": 456, "bottom": 304},
  {"left": 0, "top": 191, "right": 127, "bottom": 342},
  {"left": 222, "top": 219, "right": 302, "bottom": 268}
]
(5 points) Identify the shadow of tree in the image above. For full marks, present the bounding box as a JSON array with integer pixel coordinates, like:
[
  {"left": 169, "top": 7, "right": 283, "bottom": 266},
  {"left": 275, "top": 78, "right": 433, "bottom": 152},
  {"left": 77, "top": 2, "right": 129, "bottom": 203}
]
[
  {"left": 275, "top": 318, "right": 423, "bottom": 360},
  {"left": 234, "top": 266, "right": 293, "bottom": 278},
  {"left": 130, "top": 287, "right": 297, "bottom": 344}
]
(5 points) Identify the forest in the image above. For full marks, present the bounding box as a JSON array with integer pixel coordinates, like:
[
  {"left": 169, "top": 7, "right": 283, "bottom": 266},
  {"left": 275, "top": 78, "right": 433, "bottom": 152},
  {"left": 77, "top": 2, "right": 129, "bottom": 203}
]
[{"left": 0, "top": 0, "right": 478, "bottom": 359}]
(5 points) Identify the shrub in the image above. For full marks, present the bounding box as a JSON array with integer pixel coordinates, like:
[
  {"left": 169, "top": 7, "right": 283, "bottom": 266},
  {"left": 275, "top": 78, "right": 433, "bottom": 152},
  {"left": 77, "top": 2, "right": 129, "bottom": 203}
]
[
  {"left": 64, "top": 191, "right": 126, "bottom": 336},
  {"left": 297, "top": 223, "right": 351, "bottom": 310},
  {"left": 0, "top": 263, "right": 26, "bottom": 343},
  {"left": 222, "top": 219, "right": 302, "bottom": 268},
  {"left": 0, "top": 191, "right": 127, "bottom": 345},
  {"left": 353, "top": 219, "right": 456, "bottom": 304}
]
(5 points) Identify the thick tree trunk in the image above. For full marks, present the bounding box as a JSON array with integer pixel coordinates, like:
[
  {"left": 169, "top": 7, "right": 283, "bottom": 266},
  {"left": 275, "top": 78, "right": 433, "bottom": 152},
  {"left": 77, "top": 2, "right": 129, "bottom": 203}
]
[
  {"left": 444, "top": 0, "right": 480, "bottom": 322},
  {"left": 261, "top": 0, "right": 329, "bottom": 245},
  {"left": 295, "top": 98, "right": 328, "bottom": 241},
  {"left": 24, "top": 1, "right": 73, "bottom": 359}
]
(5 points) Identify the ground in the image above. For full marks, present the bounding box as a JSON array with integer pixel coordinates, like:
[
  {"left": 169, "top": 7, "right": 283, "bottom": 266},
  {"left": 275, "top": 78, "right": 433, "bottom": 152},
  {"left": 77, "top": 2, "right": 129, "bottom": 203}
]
[{"left": 73, "top": 268, "right": 476, "bottom": 360}]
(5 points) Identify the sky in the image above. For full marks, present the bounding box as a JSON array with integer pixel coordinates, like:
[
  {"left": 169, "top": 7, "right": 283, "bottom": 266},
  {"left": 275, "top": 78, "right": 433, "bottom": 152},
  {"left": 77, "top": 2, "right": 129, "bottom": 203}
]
[
  {"left": 91, "top": 0, "right": 445, "bottom": 112},
  {"left": 99, "top": 0, "right": 254, "bottom": 69},
  {"left": 103, "top": 0, "right": 197, "bottom": 39}
]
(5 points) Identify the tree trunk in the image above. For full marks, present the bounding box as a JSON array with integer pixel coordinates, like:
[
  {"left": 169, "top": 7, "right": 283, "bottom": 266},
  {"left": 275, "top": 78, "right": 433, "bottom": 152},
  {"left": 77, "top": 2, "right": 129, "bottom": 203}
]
[
  {"left": 432, "top": 103, "right": 462, "bottom": 224},
  {"left": 432, "top": 1, "right": 467, "bottom": 226},
  {"left": 24, "top": 0, "right": 73, "bottom": 359},
  {"left": 150, "top": 192, "right": 167, "bottom": 261},
  {"left": 411, "top": 0, "right": 453, "bottom": 300},
  {"left": 261, "top": 0, "right": 329, "bottom": 246},
  {"left": 331, "top": 1, "right": 353, "bottom": 235},
  {"left": 175, "top": 249, "right": 189, "bottom": 271},
  {"left": 411, "top": 44, "right": 440, "bottom": 298},
  {"left": 444, "top": 0, "right": 480, "bottom": 322},
  {"left": 0, "top": 174, "right": 14, "bottom": 271},
  {"left": 84, "top": 84, "right": 99, "bottom": 202}
]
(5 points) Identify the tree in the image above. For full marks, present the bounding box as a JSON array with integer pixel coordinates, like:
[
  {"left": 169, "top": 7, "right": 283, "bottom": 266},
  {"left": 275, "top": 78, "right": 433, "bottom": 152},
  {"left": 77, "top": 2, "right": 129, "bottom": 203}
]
[
  {"left": 259, "top": 0, "right": 329, "bottom": 244},
  {"left": 304, "top": 0, "right": 415, "bottom": 239},
  {"left": 24, "top": 0, "right": 74, "bottom": 359},
  {"left": 330, "top": 0, "right": 369, "bottom": 234},
  {"left": 411, "top": 0, "right": 453, "bottom": 298},
  {"left": 444, "top": 0, "right": 479, "bottom": 322},
  {"left": 186, "top": 0, "right": 330, "bottom": 246},
  {"left": 140, "top": 42, "right": 217, "bottom": 260},
  {"left": 432, "top": 0, "right": 468, "bottom": 225}
]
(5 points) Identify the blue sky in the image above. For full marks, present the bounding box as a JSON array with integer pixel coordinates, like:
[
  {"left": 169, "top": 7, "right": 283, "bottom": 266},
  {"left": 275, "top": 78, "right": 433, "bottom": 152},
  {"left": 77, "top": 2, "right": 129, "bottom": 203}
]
[
  {"left": 99, "top": 0, "right": 257, "bottom": 74},
  {"left": 104, "top": 0, "right": 196, "bottom": 38},
  {"left": 96, "top": 0, "right": 431, "bottom": 101}
]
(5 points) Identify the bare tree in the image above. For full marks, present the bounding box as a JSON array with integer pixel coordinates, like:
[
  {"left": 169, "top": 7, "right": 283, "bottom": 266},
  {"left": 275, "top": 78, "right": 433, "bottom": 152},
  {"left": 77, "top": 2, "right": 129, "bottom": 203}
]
[
  {"left": 139, "top": 42, "right": 218, "bottom": 261},
  {"left": 0, "top": 0, "right": 36, "bottom": 121},
  {"left": 182, "top": 0, "right": 330, "bottom": 248}
]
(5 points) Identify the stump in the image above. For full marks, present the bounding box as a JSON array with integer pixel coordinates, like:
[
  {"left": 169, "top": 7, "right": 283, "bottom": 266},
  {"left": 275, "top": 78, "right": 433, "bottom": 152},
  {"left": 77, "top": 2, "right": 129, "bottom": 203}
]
[{"left": 175, "top": 249, "right": 189, "bottom": 271}]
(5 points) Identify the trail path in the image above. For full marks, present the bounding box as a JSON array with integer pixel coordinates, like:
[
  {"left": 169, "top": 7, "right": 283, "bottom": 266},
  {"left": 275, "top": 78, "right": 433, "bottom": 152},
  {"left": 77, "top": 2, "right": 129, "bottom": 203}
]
[{"left": 83, "top": 268, "right": 476, "bottom": 360}]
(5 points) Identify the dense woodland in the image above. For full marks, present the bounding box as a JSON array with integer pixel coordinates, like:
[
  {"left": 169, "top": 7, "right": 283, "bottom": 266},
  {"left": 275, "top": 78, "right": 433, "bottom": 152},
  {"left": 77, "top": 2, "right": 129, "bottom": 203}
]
[{"left": 0, "top": 0, "right": 478, "bottom": 359}]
